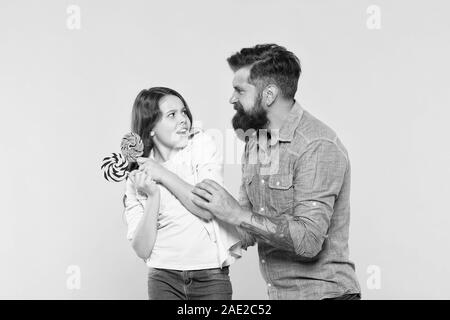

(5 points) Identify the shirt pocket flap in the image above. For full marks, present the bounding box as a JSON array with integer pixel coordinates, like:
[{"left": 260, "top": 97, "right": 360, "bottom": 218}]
[{"left": 268, "top": 173, "right": 294, "bottom": 190}]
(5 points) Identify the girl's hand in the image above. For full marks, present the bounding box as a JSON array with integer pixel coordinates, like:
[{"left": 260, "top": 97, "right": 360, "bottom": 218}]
[
  {"left": 129, "top": 170, "right": 159, "bottom": 197},
  {"left": 137, "top": 157, "right": 166, "bottom": 183}
]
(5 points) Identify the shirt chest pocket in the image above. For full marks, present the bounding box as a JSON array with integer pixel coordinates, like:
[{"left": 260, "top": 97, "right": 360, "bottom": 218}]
[{"left": 268, "top": 173, "right": 295, "bottom": 214}]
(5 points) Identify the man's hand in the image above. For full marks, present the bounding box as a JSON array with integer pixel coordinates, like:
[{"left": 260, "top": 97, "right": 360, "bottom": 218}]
[{"left": 191, "top": 179, "right": 244, "bottom": 225}]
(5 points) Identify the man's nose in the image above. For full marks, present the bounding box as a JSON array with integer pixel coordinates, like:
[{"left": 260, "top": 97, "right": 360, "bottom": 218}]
[{"left": 229, "top": 94, "right": 238, "bottom": 104}]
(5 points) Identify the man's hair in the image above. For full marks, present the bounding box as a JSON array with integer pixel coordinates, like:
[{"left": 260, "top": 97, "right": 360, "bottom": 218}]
[{"left": 227, "top": 44, "right": 301, "bottom": 99}]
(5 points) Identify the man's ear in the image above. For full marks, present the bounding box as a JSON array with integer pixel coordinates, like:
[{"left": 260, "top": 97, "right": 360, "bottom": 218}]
[{"left": 263, "top": 84, "right": 279, "bottom": 107}]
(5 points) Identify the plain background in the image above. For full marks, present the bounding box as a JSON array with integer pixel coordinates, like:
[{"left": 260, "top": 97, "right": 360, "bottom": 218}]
[{"left": 1, "top": 0, "right": 449, "bottom": 299}]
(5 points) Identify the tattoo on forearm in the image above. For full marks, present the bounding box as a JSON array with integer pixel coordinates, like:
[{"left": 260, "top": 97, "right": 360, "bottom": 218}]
[{"left": 240, "top": 213, "right": 296, "bottom": 252}]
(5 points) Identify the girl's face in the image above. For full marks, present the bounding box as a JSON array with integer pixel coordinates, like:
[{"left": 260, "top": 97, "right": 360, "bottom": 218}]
[{"left": 152, "top": 95, "right": 191, "bottom": 151}]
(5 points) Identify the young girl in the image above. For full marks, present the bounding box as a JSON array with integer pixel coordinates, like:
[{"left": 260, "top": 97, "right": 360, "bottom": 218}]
[{"left": 123, "top": 87, "right": 249, "bottom": 300}]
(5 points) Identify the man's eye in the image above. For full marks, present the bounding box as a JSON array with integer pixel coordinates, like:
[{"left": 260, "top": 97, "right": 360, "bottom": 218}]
[
  {"left": 168, "top": 113, "right": 175, "bottom": 117},
  {"left": 182, "top": 109, "right": 187, "bottom": 114}
]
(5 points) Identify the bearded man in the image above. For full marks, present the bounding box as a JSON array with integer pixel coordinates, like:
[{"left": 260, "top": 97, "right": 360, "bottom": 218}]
[{"left": 192, "top": 44, "right": 361, "bottom": 300}]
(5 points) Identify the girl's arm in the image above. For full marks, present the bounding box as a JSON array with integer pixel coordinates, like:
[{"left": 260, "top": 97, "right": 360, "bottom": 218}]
[
  {"left": 124, "top": 170, "right": 161, "bottom": 260},
  {"left": 158, "top": 170, "right": 213, "bottom": 221},
  {"left": 131, "top": 192, "right": 160, "bottom": 260},
  {"left": 137, "top": 133, "right": 219, "bottom": 221}
]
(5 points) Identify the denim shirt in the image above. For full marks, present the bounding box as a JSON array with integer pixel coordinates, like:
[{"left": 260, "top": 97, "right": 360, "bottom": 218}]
[{"left": 239, "top": 102, "right": 361, "bottom": 299}]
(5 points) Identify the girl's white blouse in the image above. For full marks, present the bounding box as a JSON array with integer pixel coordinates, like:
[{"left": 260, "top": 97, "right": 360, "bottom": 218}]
[{"left": 123, "top": 130, "right": 243, "bottom": 270}]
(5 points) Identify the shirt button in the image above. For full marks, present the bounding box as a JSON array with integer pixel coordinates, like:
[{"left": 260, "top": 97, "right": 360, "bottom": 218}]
[
  {"left": 267, "top": 283, "right": 272, "bottom": 287},
  {"left": 261, "top": 259, "right": 266, "bottom": 264},
  {"left": 276, "top": 181, "right": 280, "bottom": 186},
  {"left": 260, "top": 207, "right": 265, "bottom": 212},
  {"left": 312, "top": 202, "right": 317, "bottom": 206},
  {"left": 261, "top": 179, "right": 265, "bottom": 184}
]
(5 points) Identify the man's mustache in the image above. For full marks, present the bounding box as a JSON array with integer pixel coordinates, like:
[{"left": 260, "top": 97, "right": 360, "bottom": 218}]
[{"left": 233, "top": 102, "right": 245, "bottom": 113}]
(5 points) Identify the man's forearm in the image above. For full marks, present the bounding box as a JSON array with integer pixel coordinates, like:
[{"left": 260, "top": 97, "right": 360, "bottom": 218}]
[
  {"left": 233, "top": 208, "right": 297, "bottom": 253},
  {"left": 235, "top": 226, "right": 257, "bottom": 249}
]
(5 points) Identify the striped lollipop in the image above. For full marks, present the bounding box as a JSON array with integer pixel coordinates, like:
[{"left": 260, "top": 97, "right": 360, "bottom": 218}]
[
  {"left": 101, "top": 132, "right": 144, "bottom": 182},
  {"left": 101, "top": 153, "right": 129, "bottom": 182},
  {"left": 120, "top": 132, "right": 144, "bottom": 163}
]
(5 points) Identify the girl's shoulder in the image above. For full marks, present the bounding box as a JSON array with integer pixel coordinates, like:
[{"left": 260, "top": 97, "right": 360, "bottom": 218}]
[
  {"left": 189, "top": 127, "right": 215, "bottom": 147},
  {"left": 186, "top": 128, "right": 221, "bottom": 163}
]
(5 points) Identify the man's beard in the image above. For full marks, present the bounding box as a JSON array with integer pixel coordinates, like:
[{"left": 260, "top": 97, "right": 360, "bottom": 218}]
[{"left": 231, "top": 94, "right": 268, "bottom": 135}]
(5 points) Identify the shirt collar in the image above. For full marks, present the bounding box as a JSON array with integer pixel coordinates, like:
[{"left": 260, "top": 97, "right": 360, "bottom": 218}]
[
  {"left": 247, "top": 101, "right": 304, "bottom": 152},
  {"left": 275, "top": 100, "right": 304, "bottom": 143},
  {"left": 149, "top": 147, "right": 175, "bottom": 167},
  {"left": 148, "top": 129, "right": 200, "bottom": 166}
]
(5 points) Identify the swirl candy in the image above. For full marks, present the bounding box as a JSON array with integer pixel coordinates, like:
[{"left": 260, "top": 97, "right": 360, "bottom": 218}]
[
  {"left": 120, "top": 132, "right": 144, "bottom": 163},
  {"left": 101, "top": 152, "right": 129, "bottom": 182},
  {"left": 101, "top": 132, "right": 144, "bottom": 182}
]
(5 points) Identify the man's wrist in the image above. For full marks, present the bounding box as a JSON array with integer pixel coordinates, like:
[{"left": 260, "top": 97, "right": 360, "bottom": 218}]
[{"left": 231, "top": 207, "right": 251, "bottom": 226}]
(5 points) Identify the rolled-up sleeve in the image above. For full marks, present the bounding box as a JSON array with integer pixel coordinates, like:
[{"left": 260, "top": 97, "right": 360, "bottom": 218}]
[
  {"left": 123, "top": 177, "right": 146, "bottom": 241},
  {"left": 193, "top": 131, "right": 255, "bottom": 249},
  {"left": 192, "top": 132, "right": 224, "bottom": 186},
  {"left": 289, "top": 139, "right": 348, "bottom": 258}
]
